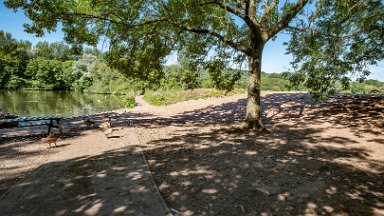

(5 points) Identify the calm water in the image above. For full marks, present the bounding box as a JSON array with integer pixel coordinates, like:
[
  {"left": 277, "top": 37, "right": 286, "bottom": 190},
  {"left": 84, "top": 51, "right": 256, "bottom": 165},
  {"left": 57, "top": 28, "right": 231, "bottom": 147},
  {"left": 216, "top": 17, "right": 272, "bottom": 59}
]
[{"left": 0, "top": 90, "right": 126, "bottom": 117}]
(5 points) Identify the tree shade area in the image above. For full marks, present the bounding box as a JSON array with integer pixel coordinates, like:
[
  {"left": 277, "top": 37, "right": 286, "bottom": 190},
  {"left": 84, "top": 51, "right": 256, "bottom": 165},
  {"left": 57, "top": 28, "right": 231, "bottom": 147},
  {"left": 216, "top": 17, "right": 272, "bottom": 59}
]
[{"left": 2, "top": 0, "right": 384, "bottom": 129}]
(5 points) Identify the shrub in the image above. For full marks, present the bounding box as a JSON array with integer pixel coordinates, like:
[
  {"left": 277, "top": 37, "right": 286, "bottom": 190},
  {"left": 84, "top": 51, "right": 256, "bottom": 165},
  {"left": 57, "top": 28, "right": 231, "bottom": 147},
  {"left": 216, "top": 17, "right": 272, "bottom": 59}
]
[
  {"left": 206, "top": 60, "right": 241, "bottom": 92},
  {"left": 125, "top": 96, "right": 136, "bottom": 108}
]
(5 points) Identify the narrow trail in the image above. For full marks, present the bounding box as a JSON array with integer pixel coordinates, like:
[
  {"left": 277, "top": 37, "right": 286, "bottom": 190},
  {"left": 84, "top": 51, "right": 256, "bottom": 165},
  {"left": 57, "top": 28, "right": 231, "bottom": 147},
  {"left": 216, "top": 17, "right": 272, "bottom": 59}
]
[{"left": 133, "top": 95, "right": 155, "bottom": 113}]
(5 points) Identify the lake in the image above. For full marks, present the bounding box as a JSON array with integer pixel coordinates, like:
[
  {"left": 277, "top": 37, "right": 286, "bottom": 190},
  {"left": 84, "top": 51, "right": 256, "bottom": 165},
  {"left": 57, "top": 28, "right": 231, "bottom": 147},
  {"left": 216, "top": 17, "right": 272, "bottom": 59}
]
[{"left": 0, "top": 90, "right": 126, "bottom": 117}]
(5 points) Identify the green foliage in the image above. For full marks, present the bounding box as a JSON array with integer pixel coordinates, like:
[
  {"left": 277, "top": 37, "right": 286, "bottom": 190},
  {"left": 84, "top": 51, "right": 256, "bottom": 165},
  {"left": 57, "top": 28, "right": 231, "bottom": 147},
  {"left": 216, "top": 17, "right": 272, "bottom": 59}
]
[
  {"left": 350, "top": 82, "right": 366, "bottom": 94},
  {"left": 71, "top": 54, "right": 96, "bottom": 91},
  {"left": 25, "top": 58, "right": 72, "bottom": 90},
  {"left": 206, "top": 60, "right": 241, "bottom": 92},
  {"left": 143, "top": 88, "right": 245, "bottom": 106},
  {"left": 162, "top": 65, "right": 183, "bottom": 89},
  {"left": 0, "top": 30, "right": 31, "bottom": 89},
  {"left": 143, "top": 91, "right": 166, "bottom": 106},
  {"left": 350, "top": 80, "right": 384, "bottom": 94},
  {"left": 261, "top": 76, "right": 290, "bottom": 91},
  {"left": 180, "top": 69, "right": 199, "bottom": 90},
  {"left": 33, "top": 41, "right": 75, "bottom": 61},
  {"left": 162, "top": 64, "right": 200, "bottom": 90},
  {"left": 87, "top": 60, "right": 143, "bottom": 95},
  {"left": 6, "top": 76, "right": 26, "bottom": 89},
  {"left": 124, "top": 96, "right": 136, "bottom": 109},
  {"left": 287, "top": 1, "right": 384, "bottom": 98}
]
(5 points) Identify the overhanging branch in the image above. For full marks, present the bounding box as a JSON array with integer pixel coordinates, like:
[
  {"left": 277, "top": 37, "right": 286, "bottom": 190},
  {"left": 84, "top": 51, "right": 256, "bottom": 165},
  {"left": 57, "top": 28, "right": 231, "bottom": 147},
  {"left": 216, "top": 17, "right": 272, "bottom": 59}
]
[
  {"left": 287, "top": 25, "right": 375, "bottom": 40},
  {"left": 59, "top": 12, "right": 166, "bottom": 30},
  {"left": 211, "top": 0, "right": 245, "bottom": 19},
  {"left": 242, "top": 0, "right": 262, "bottom": 36},
  {"left": 268, "top": 0, "right": 309, "bottom": 38},
  {"left": 173, "top": 22, "right": 249, "bottom": 54},
  {"left": 260, "top": 0, "right": 279, "bottom": 23}
]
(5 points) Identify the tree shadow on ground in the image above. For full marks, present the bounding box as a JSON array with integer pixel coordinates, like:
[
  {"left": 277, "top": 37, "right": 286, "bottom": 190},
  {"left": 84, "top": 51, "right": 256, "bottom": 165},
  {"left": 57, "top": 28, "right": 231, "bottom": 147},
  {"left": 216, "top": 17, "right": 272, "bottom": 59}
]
[
  {"left": 1, "top": 92, "right": 382, "bottom": 215},
  {"left": 0, "top": 129, "right": 81, "bottom": 196},
  {"left": 296, "top": 93, "right": 383, "bottom": 137},
  {"left": 143, "top": 124, "right": 384, "bottom": 215},
  {"left": 0, "top": 111, "right": 150, "bottom": 197},
  {"left": 126, "top": 92, "right": 383, "bottom": 215},
  {"left": 153, "top": 93, "right": 383, "bottom": 136},
  {"left": 0, "top": 146, "right": 168, "bottom": 216}
]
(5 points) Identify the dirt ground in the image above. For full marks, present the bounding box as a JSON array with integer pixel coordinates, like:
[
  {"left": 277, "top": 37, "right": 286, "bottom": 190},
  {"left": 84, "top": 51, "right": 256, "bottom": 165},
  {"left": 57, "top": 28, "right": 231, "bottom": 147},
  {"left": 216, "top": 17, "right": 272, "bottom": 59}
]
[{"left": 1, "top": 92, "right": 383, "bottom": 216}]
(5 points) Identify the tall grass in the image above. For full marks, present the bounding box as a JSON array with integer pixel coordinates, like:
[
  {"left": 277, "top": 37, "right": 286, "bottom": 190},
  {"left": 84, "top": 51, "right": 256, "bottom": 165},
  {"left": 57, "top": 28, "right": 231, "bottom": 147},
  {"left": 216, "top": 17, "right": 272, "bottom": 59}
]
[{"left": 143, "top": 88, "right": 246, "bottom": 106}]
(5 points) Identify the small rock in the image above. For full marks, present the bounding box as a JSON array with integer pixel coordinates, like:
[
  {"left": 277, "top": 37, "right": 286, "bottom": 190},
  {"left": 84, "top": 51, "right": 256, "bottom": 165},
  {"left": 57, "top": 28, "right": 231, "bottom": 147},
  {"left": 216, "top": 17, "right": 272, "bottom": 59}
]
[
  {"left": 240, "top": 205, "right": 245, "bottom": 213},
  {"left": 255, "top": 187, "right": 270, "bottom": 195},
  {"left": 170, "top": 208, "right": 180, "bottom": 214}
]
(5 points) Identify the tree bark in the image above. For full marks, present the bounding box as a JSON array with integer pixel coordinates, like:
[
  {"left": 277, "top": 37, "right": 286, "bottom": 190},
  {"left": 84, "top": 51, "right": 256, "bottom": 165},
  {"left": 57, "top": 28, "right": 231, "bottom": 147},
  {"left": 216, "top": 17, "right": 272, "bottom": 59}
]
[{"left": 243, "top": 42, "right": 265, "bottom": 130}]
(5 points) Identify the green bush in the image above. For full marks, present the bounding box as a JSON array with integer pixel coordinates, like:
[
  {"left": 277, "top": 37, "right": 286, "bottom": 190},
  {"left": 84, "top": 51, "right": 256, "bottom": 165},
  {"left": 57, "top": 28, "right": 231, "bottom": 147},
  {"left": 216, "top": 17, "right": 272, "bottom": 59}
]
[
  {"left": 6, "top": 76, "right": 26, "bottom": 89},
  {"left": 206, "top": 60, "right": 241, "bottom": 92},
  {"left": 143, "top": 90, "right": 166, "bottom": 105},
  {"left": 125, "top": 96, "right": 136, "bottom": 108},
  {"left": 261, "top": 77, "right": 291, "bottom": 91}
]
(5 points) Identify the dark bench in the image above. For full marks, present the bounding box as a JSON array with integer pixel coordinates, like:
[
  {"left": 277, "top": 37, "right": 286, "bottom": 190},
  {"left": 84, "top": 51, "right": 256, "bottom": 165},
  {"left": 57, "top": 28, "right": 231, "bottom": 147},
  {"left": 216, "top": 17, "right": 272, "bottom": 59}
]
[{"left": 0, "top": 116, "right": 63, "bottom": 134}]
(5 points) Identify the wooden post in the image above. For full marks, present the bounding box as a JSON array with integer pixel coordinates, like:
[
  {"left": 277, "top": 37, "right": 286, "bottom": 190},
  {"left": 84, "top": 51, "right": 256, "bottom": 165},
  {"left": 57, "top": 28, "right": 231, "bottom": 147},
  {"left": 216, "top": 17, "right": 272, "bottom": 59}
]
[{"left": 47, "top": 119, "right": 53, "bottom": 135}]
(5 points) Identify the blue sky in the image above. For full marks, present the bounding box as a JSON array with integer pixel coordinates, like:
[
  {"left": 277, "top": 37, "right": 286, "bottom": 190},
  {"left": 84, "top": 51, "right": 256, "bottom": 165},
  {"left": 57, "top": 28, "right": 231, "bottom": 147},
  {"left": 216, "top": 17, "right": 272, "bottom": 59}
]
[{"left": 0, "top": 3, "right": 382, "bottom": 81}]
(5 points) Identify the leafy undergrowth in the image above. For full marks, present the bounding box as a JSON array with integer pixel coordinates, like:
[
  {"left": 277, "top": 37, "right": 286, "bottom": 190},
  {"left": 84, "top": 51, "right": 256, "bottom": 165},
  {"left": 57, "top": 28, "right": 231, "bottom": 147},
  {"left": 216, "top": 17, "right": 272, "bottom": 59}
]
[
  {"left": 143, "top": 88, "right": 246, "bottom": 105},
  {"left": 124, "top": 95, "right": 136, "bottom": 108}
]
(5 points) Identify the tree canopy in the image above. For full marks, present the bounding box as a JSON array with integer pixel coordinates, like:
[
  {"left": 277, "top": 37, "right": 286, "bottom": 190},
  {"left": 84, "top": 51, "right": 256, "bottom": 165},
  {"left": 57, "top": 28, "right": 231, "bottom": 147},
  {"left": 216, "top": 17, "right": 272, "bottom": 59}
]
[
  {"left": 4, "top": 0, "right": 384, "bottom": 129},
  {"left": 287, "top": 0, "right": 384, "bottom": 99}
]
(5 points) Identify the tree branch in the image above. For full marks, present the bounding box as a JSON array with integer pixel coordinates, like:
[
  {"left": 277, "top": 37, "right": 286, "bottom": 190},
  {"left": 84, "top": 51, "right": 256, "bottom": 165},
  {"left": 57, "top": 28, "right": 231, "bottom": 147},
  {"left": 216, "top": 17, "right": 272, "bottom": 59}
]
[
  {"left": 211, "top": 0, "right": 245, "bottom": 19},
  {"left": 260, "top": 0, "right": 279, "bottom": 23},
  {"left": 235, "top": 0, "right": 246, "bottom": 10},
  {"left": 208, "top": 0, "right": 262, "bottom": 38},
  {"left": 172, "top": 22, "right": 249, "bottom": 54},
  {"left": 287, "top": 25, "right": 372, "bottom": 40},
  {"left": 59, "top": 12, "right": 166, "bottom": 29},
  {"left": 247, "top": 0, "right": 258, "bottom": 25},
  {"left": 241, "top": 0, "right": 262, "bottom": 37},
  {"left": 207, "top": 0, "right": 262, "bottom": 36},
  {"left": 268, "top": 0, "right": 309, "bottom": 38}
]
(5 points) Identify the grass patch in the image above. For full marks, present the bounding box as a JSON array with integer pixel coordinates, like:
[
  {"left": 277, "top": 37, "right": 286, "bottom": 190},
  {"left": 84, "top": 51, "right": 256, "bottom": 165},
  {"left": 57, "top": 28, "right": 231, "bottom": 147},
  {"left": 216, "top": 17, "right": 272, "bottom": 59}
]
[{"left": 143, "top": 88, "right": 246, "bottom": 106}]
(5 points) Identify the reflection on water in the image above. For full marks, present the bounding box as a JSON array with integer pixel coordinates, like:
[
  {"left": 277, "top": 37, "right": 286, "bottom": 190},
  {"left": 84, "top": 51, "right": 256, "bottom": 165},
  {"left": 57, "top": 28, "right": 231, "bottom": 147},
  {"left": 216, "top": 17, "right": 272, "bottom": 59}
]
[{"left": 0, "top": 90, "right": 126, "bottom": 117}]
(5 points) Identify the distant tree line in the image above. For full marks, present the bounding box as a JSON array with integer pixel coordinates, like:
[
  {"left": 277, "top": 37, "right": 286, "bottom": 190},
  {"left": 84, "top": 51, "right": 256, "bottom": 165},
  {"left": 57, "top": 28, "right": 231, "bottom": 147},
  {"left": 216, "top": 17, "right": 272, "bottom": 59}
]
[{"left": 1, "top": 30, "right": 383, "bottom": 95}]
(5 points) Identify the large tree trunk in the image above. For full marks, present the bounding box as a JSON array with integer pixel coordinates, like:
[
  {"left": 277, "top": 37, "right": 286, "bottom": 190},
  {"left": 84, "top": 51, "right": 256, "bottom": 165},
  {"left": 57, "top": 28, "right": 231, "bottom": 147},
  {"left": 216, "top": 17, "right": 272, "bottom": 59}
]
[{"left": 243, "top": 43, "right": 265, "bottom": 130}]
